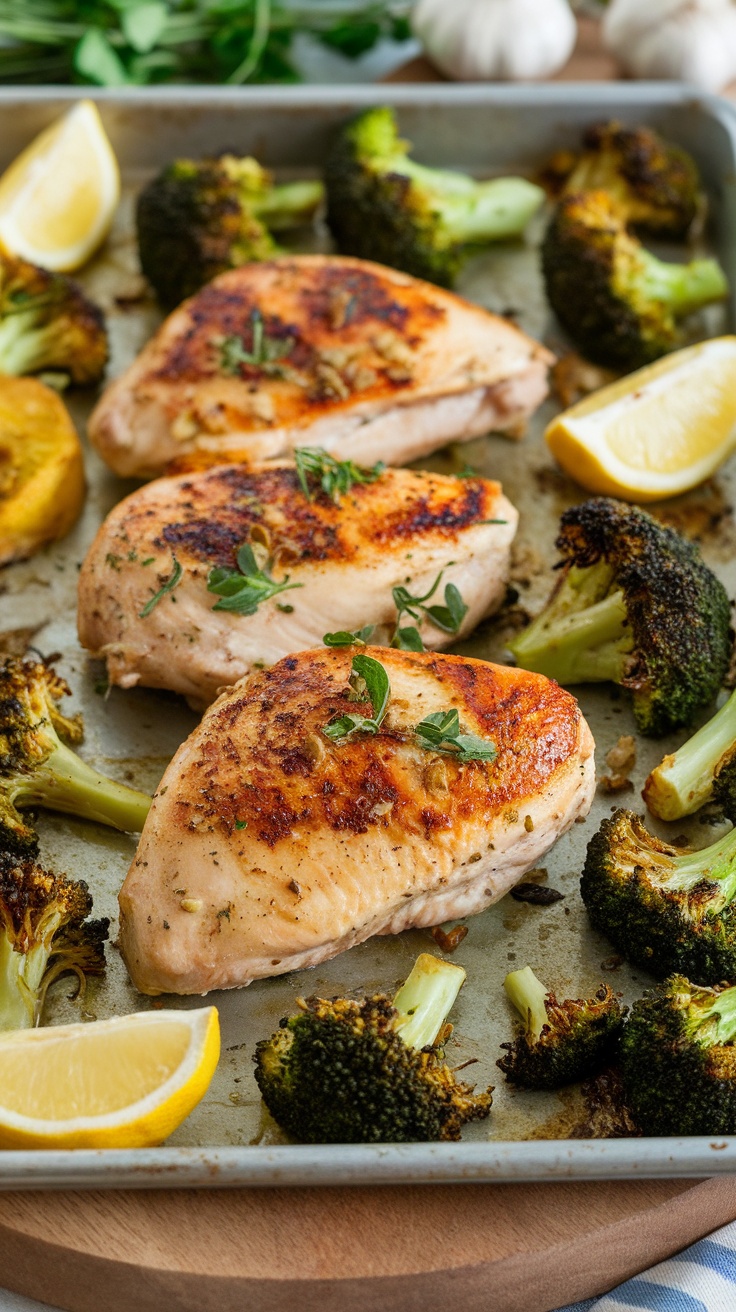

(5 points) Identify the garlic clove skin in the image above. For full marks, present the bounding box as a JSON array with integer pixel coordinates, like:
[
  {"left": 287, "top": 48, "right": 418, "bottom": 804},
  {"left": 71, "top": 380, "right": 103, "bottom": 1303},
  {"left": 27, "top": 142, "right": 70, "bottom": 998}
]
[
  {"left": 603, "top": 0, "right": 736, "bottom": 93},
  {"left": 412, "top": 0, "right": 577, "bottom": 83}
]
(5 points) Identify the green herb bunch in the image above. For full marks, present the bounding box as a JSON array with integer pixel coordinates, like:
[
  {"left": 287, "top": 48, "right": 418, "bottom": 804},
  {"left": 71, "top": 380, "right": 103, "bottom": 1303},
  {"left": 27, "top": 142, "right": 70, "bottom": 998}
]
[{"left": 0, "top": 0, "right": 412, "bottom": 88}]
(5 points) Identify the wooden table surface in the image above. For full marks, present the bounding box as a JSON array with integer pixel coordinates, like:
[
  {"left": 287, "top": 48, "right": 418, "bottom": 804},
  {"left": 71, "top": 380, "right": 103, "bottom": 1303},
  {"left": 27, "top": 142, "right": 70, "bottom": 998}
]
[{"left": 6, "top": 16, "right": 736, "bottom": 1312}]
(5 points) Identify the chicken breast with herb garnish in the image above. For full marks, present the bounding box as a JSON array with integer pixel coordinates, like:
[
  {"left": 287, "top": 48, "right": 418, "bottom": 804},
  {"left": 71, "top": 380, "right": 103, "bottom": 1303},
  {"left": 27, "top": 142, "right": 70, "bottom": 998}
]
[
  {"left": 77, "top": 455, "right": 517, "bottom": 706},
  {"left": 118, "top": 646, "right": 595, "bottom": 995},
  {"left": 88, "top": 254, "right": 553, "bottom": 478}
]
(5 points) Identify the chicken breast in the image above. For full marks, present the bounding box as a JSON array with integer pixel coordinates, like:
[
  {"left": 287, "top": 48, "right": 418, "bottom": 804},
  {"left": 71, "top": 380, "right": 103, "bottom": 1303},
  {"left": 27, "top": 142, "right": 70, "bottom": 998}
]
[
  {"left": 77, "top": 461, "right": 517, "bottom": 706},
  {"left": 119, "top": 647, "right": 595, "bottom": 995},
  {"left": 89, "top": 255, "right": 553, "bottom": 478}
]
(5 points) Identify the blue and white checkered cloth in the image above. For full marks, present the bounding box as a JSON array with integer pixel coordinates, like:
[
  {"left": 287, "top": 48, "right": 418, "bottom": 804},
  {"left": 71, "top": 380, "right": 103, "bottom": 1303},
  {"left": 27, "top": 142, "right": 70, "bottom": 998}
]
[{"left": 556, "top": 1219, "right": 736, "bottom": 1312}]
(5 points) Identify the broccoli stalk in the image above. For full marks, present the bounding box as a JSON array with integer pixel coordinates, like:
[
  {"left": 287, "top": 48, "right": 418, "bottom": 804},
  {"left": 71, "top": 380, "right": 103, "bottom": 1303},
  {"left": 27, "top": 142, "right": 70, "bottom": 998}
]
[
  {"left": 0, "top": 658, "right": 151, "bottom": 854},
  {"left": 644, "top": 688, "right": 736, "bottom": 822},
  {"left": 508, "top": 498, "right": 732, "bottom": 737},
  {"left": 0, "top": 850, "right": 107, "bottom": 1030},
  {"left": 541, "top": 190, "right": 728, "bottom": 369},
  {"left": 0, "top": 252, "right": 107, "bottom": 385},
  {"left": 324, "top": 105, "right": 544, "bottom": 287},
  {"left": 253, "top": 952, "right": 493, "bottom": 1143},
  {"left": 582, "top": 807, "right": 736, "bottom": 983},
  {"left": 497, "top": 966, "right": 625, "bottom": 1089},
  {"left": 136, "top": 154, "right": 324, "bottom": 309},
  {"left": 621, "top": 975, "right": 736, "bottom": 1136}
]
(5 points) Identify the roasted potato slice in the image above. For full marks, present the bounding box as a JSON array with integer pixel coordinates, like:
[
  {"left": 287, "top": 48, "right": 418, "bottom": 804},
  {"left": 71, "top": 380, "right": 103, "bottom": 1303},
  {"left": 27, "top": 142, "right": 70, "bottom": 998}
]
[{"left": 0, "top": 377, "right": 85, "bottom": 565}]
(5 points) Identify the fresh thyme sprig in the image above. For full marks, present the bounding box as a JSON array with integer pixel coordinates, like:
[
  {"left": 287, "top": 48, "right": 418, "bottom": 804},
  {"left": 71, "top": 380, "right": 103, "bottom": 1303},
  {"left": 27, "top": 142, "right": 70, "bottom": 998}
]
[
  {"left": 207, "top": 543, "right": 302, "bottom": 615},
  {"left": 217, "top": 309, "right": 294, "bottom": 376},
  {"left": 322, "top": 653, "right": 390, "bottom": 742},
  {"left": 321, "top": 654, "right": 497, "bottom": 761},
  {"left": 294, "top": 447, "right": 385, "bottom": 504},
  {"left": 139, "top": 557, "right": 183, "bottom": 618},
  {"left": 391, "top": 570, "right": 468, "bottom": 651},
  {"left": 414, "top": 710, "right": 498, "bottom": 763}
]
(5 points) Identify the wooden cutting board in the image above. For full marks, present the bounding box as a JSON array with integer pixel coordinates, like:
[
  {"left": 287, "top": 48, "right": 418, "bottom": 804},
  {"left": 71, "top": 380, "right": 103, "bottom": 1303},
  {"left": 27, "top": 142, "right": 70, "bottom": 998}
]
[
  {"left": 0, "top": 1174, "right": 735, "bottom": 1312},
  {"left": 5, "top": 19, "right": 736, "bottom": 1312}
]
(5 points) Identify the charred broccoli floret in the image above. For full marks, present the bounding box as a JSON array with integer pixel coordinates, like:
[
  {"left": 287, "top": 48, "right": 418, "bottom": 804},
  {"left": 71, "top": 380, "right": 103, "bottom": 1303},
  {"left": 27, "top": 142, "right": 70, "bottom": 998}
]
[
  {"left": 136, "top": 154, "right": 324, "bottom": 308},
  {"left": 497, "top": 966, "right": 625, "bottom": 1089},
  {"left": 644, "top": 688, "right": 736, "bottom": 822},
  {"left": 581, "top": 807, "right": 736, "bottom": 983},
  {"left": 621, "top": 975, "right": 736, "bottom": 1136},
  {"left": 0, "top": 251, "right": 107, "bottom": 385},
  {"left": 564, "top": 122, "right": 700, "bottom": 238},
  {"left": 541, "top": 190, "right": 727, "bottom": 369},
  {"left": 324, "top": 105, "right": 544, "bottom": 288},
  {"left": 508, "top": 498, "right": 731, "bottom": 737},
  {"left": 0, "top": 849, "right": 107, "bottom": 1030},
  {"left": 0, "top": 658, "right": 151, "bottom": 855},
  {"left": 253, "top": 953, "right": 492, "bottom": 1143}
]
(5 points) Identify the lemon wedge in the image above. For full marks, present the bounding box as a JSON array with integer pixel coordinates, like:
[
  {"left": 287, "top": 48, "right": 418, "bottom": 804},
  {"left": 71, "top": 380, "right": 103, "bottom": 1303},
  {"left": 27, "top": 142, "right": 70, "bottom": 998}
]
[
  {"left": 0, "top": 100, "right": 120, "bottom": 272},
  {"left": 0, "top": 1007, "right": 219, "bottom": 1149},
  {"left": 545, "top": 337, "right": 736, "bottom": 502}
]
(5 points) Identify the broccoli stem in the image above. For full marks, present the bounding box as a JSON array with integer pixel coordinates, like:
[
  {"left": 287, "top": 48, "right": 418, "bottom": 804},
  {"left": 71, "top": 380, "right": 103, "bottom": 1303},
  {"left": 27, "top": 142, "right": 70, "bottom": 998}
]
[
  {"left": 0, "top": 312, "right": 49, "bottom": 375},
  {"left": 8, "top": 741, "right": 151, "bottom": 834},
  {"left": 688, "top": 984, "right": 736, "bottom": 1046},
  {"left": 636, "top": 250, "right": 728, "bottom": 316},
  {"left": 504, "top": 967, "right": 549, "bottom": 1043},
  {"left": 252, "top": 180, "right": 324, "bottom": 231},
  {"left": 434, "top": 179, "right": 546, "bottom": 244},
  {"left": 665, "top": 825, "right": 736, "bottom": 908},
  {"left": 0, "top": 934, "right": 36, "bottom": 1029},
  {"left": 645, "top": 689, "right": 736, "bottom": 821},
  {"left": 392, "top": 952, "right": 466, "bottom": 1050},
  {"left": 510, "top": 585, "right": 632, "bottom": 686}
]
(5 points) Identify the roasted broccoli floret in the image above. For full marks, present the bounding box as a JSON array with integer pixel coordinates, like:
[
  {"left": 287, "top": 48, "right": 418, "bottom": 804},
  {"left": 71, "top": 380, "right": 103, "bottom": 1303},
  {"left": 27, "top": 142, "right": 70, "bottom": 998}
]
[
  {"left": 497, "top": 966, "right": 625, "bottom": 1089},
  {"left": 0, "top": 849, "right": 107, "bottom": 1029},
  {"left": 508, "top": 497, "right": 731, "bottom": 737},
  {"left": 0, "top": 251, "right": 107, "bottom": 385},
  {"left": 621, "top": 975, "right": 736, "bottom": 1136},
  {"left": 324, "top": 105, "right": 544, "bottom": 288},
  {"left": 541, "top": 190, "right": 727, "bottom": 369},
  {"left": 136, "top": 154, "right": 324, "bottom": 308},
  {"left": 0, "top": 657, "right": 152, "bottom": 855},
  {"left": 581, "top": 807, "right": 736, "bottom": 983},
  {"left": 644, "top": 688, "right": 736, "bottom": 823},
  {"left": 253, "top": 952, "right": 492, "bottom": 1143},
  {"left": 564, "top": 122, "right": 700, "bottom": 238}
]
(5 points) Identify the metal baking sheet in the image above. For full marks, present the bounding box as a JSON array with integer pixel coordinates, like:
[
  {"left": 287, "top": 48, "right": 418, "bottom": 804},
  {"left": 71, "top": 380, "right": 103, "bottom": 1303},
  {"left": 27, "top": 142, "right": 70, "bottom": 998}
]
[{"left": 2, "top": 83, "right": 736, "bottom": 1189}]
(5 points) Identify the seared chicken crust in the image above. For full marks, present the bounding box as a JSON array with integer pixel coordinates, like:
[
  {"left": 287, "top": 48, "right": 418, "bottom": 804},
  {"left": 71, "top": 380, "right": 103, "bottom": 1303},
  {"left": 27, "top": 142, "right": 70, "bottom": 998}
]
[
  {"left": 78, "top": 462, "right": 517, "bottom": 705},
  {"left": 89, "top": 255, "right": 553, "bottom": 477},
  {"left": 119, "top": 647, "right": 595, "bottom": 995}
]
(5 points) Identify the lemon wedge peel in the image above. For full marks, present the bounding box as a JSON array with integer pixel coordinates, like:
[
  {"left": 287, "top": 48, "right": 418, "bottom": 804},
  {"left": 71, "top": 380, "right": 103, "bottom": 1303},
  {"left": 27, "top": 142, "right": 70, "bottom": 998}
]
[
  {"left": 0, "top": 101, "right": 120, "bottom": 272},
  {"left": 0, "top": 1007, "right": 220, "bottom": 1149},
  {"left": 545, "top": 337, "right": 736, "bottom": 503}
]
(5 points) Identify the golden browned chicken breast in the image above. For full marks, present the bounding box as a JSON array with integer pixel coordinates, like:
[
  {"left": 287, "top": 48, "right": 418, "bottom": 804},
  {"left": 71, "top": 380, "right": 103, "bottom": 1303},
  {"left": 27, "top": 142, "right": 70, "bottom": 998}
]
[
  {"left": 119, "top": 647, "right": 595, "bottom": 995},
  {"left": 88, "top": 255, "right": 553, "bottom": 478},
  {"left": 77, "top": 460, "right": 517, "bottom": 706}
]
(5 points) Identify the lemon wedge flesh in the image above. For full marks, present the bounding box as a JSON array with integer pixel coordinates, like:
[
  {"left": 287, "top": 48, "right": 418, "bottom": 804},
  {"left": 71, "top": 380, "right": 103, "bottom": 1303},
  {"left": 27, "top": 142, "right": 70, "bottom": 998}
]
[
  {"left": 0, "top": 100, "right": 120, "bottom": 272},
  {"left": 0, "top": 1007, "right": 219, "bottom": 1149},
  {"left": 545, "top": 337, "right": 736, "bottom": 502}
]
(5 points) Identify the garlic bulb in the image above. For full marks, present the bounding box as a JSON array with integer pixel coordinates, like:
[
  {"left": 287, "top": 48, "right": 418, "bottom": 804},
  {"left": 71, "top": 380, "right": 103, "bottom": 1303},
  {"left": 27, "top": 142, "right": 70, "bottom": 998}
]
[
  {"left": 603, "top": 0, "right": 736, "bottom": 93},
  {"left": 412, "top": 0, "right": 577, "bottom": 83}
]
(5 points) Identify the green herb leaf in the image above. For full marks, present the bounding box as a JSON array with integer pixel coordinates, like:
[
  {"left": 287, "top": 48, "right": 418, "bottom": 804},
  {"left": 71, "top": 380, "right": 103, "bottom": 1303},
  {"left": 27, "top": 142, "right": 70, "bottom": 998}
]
[
  {"left": 74, "top": 29, "right": 130, "bottom": 86},
  {"left": 207, "top": 542, "right": 302, "bottom": 615},
  {"left": 121, "top": 2, "right": 168, "bottom": 53},
  {"left": 414, "top": 710, "right": 497, "bottom": 763},
  {"left": 322, "top": 652, "right": 390, "bottom": 742},
  {"left": 294, "top": 447, "right": 385, "bottom": 504},
  {"left": 391, "top": 570, "right": 467, "bottom": 650},
  {"left": 139, "top": 557, "right": 183, "bottom": 618},
  {"left": 323, "top": 626, "right": 375, "bottom": 647},
  {"left": 216, "top": 309, "right": 293, "bottom": 375}
]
